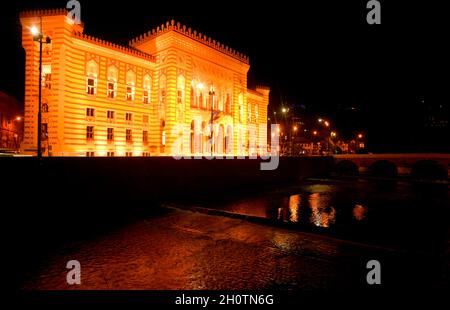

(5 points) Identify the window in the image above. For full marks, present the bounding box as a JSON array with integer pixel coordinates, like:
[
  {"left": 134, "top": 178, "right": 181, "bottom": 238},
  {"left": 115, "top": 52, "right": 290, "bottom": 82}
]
[
  {"left": 86, "top": 60, "right": 98, "bottom": 95},
  {"left": 143, "top": 115, "right": 149, "bottom": 124},
  {"left": 107, "top": 110, "right": 115, "bottom": 120},
  {"left": 226, "top": 94, "right": 231, "bottom": 114},
  {"left": 200, "top": 92, "right": 205, "bottom": 109},
  {"left": 126, "top": 152, "right": 133, "bottom": 157},
  {"left": 143, "top": 75, "right": 152, "bottom": 104},
  {"left": 86, "top": 152, "right": 95, "bottom": 157},
  {"left": 248, "top": 103, "right": 252, "bottom": 123},
  {"left": 126, "top": 113, "right": 133, "bottom": 122},
  {"left": 87, "top": 77, "right": 96, "bottom": 95},
  {"left": 161, "top": 130, "right": 166, "bottom": 147},
  {"left": 190, "top": 86, "right": 196, "bottom": 107},
  {"left": 254, "top": 104, "right": 259, "bottom": 122},
  {"left": 238, "top": 93, "right": 244, "bottom": 122},
  {"left": 107, "top": 66, "right": 118, "bottom": 98},
  {"left": 43, "top": 64, "right": 52, "bottom": 90},
  {"left": 86, "top": 108, "right": 95, "bottom": 117},
  {"left": 143, "top": 131, "right": 148, "bottom": 145},
  {"left": 176, "top": 74, "right": 185, "bottom": 122},
  {"left": 159, "top": 74, "right": 167, "bottom": 119},
  {"left": 107, "top": 128, "right": 114, "bottom": 142},
  {"left": 42, "top": 123, "right": 48, "bottom": 141},
  {"left": 107, "top": 151, "right": 115, "bottom": 157},
  {"left": 143, "top": 152, "right": 150, "bottom": 157},
  {"left": 42, "top": 103, "right": 49, "bottom": 113},
  {"left": 126, "top": 129, "right": 132, "bottom": 143},
  {"left": 126, "top": 70, "right": 136, "bottom": 101},
  {"left": 86, "top": 126, "right": 94, "bottom": 140},
  {"left": 177, "top": 90, "right": 183, "bottom": 105},
  {"left": 107, "top": 81, "right": 116, "bottom": 98}
]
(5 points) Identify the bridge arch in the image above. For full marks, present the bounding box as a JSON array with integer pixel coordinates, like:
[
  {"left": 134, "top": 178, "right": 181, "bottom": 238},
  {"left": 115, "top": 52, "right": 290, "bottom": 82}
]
[
  {"left": 411, "top": 160, "right": 447, "bottom": 180},
  {"left": 368, "top": 160, "right": 398, "bottom": 178}
]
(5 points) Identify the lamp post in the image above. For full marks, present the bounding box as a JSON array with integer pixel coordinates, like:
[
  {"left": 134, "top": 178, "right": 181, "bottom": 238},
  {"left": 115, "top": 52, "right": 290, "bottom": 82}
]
[
  {"left": 209, "top": 84, "right": 215, "bottom": 157},
  {"left": 31, "top": 19, "right": 51, "bottom": 159}
]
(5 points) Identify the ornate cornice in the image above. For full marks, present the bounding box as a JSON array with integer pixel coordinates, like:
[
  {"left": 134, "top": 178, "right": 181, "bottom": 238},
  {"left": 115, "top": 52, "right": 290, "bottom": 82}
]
[{"left": 129, "top": 20, "right": 249, "bottom": 64}]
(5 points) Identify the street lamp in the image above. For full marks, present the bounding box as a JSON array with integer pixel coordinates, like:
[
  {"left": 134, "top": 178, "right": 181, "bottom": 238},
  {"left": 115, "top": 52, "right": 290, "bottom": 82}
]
[
  {"left": 31, "top": 19, "right": 51, "bottom": 159},
  {"left": 209, "top": 84, "right": 215, "bottom": 157}
]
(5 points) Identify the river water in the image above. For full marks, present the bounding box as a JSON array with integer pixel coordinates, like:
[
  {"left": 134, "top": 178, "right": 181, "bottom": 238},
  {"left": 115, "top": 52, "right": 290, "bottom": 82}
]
[{"left": 183, "top": 179, "right": 449, "bottom": 251}]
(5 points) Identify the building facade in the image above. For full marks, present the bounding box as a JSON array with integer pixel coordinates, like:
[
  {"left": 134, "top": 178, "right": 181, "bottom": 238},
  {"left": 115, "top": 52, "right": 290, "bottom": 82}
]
[
  {"left": 20, "top": 9, "right": 269, "bottom": 157},
  {"left": 0, "top": 92, "right": 23, "bottom": 153}
]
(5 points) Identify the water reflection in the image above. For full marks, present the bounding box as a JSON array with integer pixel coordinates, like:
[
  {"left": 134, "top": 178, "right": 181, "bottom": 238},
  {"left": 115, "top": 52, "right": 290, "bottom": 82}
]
[
  {"left": 352, "top": 204, "right": 368, "bottom": 221},
  {"left": 288, "top": 195, "right": 300, "bottom": 223},
  {"left": 308, "top": 193, "right": 336, "bottom": 228},
  {"left": 195, "top": 180, "right": 448, "bottom": 249}
]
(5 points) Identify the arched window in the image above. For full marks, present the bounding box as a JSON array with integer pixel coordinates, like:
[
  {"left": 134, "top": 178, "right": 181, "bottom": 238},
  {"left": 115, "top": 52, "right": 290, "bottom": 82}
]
[
  {"left": 159, "top": 74, "right": 167, "bottom": 119},
  {"left": 86, "top": 60, "right": 98, "bottom": 95},
  {"left": 201, "top": 121, "right": 207, "bottom": 154},
  {"left": 107, "top": 66, "right": 118, "bottom": 98},
  {"left": 190, "top": 120, "right": 195, "bottom": 154},
  {"left": 217, "top": 125, "right": 224, "bottom": 154},
  {"left": 177, "top": 75, "right": 185, "bottom": 121},
  {"left": 238, "top": 93, "right": 244, "bottom": 123},
  {"left": 226, "top": 93, "right": 231, "bottom": 114},
  {"left": 254, "top": 104, "right": 259, "bottom": 123},
  {"left": 42, "top": 103, "right": 49, "bottom": 113},
  {"left": 226, "top": 125, "right": 233, "bottom": 154},
  {"left": 126, "top": 70, "right": 136, "bottom": 101},
  {"left": 143, "top": 74, "right": 152, "bottom": 104},
  {"left": 190, "top": 85, "right": 196, "bottom": 107}
]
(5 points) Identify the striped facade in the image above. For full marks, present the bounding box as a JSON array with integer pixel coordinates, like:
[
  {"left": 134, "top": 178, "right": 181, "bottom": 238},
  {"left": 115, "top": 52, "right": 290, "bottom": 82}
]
[{"left": 20, "top": 9, "right": 269, "bottom": 157}]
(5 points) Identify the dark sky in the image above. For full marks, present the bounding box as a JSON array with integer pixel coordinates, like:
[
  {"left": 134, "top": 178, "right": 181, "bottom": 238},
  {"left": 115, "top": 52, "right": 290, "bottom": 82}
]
[{"left": 1, "top": 1, "right": 435, "bottom": 152}]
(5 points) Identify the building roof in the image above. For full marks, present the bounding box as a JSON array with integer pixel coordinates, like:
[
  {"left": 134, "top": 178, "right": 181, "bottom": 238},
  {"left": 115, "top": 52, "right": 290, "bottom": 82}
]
[{"left": 129, "top": 20, "right": 249, "bottom": 64}]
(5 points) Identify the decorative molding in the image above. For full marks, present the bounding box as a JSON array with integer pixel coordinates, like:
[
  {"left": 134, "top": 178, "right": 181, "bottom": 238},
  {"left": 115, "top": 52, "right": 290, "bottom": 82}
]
[
  {"left": 130, "top": 20, "right": 249, "bottom": 64},
  {"left": 72, "top": 31, "right": 156, "bottom": 62}
]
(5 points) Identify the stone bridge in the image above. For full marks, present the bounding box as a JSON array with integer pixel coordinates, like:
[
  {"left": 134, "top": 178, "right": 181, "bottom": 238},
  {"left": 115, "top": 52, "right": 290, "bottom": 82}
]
[{"left": 333, "top": 154, "right": 450, "bottom": 179}]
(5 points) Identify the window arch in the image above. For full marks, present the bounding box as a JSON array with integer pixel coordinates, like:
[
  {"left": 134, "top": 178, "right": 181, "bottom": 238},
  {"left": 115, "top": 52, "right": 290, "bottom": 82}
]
[
  {"left": 190, "top": 120, "right": 195, "bottom": 154},
  {"left": 238, "top": 93, "right": 244, "bottom": 122},
  {"left": 159, "top": 74, "right": 167, "bottom": 119},
  {"left": 226, "top": 125, "right": 233, "bottom": 154},
  {"left": 143, "top": 74, "right": 152, "bottom": 104},
  {"left": 226, "top": 93, "right": 232, "bottom": 114},
  {"left": 177, "top": 75, "right": 185, "bottom": 121},
  {"left": 86, "top": 60, "right": 98, "bottom": 95},
  {"left": 107, "top": 66, "right": 118, "bottom": 98},
  {"left": 126, "top": 70, "right": 136, "bottom": 101}
]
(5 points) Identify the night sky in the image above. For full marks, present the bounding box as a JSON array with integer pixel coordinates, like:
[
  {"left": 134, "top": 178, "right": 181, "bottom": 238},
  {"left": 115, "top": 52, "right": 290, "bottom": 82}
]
[{"left": 1, "top": 1, "right": 438, "bottom": 152}]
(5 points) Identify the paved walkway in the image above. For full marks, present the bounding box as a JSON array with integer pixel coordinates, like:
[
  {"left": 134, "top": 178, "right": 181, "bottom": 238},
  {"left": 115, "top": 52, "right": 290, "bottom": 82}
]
[{"left": 23, "top": 208, "right": 448, "bottom": 290}]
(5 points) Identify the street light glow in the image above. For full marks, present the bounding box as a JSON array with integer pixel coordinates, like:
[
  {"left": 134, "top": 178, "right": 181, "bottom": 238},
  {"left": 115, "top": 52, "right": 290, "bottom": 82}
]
[
  {"left": 30, "top": 26, "right": 39, "bottom": 36},
  {"left": 293, "top": 126, "right": 298, "bottom": 131},
  {"left": 196, "top": 82, "right": 204, "bottom": 90},
  {"left": 282, "top": 108, "right": 287, "bottom": 113},
  {"left": 313, "top": 130, "right": 317, "bottom": 135},
  {"left": 324, "top": 121, "right": 330, "bottom": 127},
  {"left": 358, "top": 134, "right": 363, "bottom": 139},
  {"left": 318, "top": 118, "right": 323, "bottom": 123},
  {"left": 16, "top": 116, "right": 22, "bottom": 121}
]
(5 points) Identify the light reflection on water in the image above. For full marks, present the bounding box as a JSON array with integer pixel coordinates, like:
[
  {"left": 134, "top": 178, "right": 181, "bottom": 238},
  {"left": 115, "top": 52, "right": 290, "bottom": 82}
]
[{"left": 196, "top": 180, "right": 448, "bottom": 247}]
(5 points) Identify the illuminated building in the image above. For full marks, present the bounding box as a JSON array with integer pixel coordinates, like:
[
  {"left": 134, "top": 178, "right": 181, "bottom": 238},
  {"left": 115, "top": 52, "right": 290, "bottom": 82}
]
[{"left": 20, "top": 9, "right": 269, "bottom": 157}]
